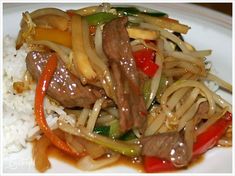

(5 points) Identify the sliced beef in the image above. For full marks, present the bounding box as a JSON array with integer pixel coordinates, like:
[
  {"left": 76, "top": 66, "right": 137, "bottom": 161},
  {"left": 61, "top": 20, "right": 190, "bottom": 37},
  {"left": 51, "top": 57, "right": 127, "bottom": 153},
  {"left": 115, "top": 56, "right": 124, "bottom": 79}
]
[
  {"left": 102, "top": 17, "right": 147, "bottom": 132},
  {"left": 141, "top": 132, "right": 191, "bottom": 167},
  {"left": 26, "top": 51, "right": 103, "bottom": 108},
  {"left": 195, "top": 102, "right": 209, "bottom": 118}
]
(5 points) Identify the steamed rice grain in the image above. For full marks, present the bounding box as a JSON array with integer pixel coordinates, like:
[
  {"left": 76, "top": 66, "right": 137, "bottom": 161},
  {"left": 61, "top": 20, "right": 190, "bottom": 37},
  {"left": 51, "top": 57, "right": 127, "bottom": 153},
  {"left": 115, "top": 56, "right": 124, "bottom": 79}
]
[{"left": 3, "top": 36, "right": 72, "bottom": 155}]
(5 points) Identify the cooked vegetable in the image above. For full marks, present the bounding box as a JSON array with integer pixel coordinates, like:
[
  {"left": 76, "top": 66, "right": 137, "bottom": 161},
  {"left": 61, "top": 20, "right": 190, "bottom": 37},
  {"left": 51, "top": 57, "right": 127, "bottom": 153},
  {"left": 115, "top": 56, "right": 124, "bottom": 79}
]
[
  {"left": 33, "top": 15, "right": 69, "bottom": 31},
  {"left": 133, "top": 48, "right": 159, "bottom": 77},
  {"left": 144, "top": 112, "right": 232, "bottom": 172},
  {"left": 13, "top": 81, "right": 26, "bottom": 93},
  {"left": 127, "top": 27, "right": 159, "bottom": 40},
  {"left": 82, "top": 17, "right": 116, "bottom": 100},
  {"left": 93, "top": 126, "right": 110, "bottom": 136},
  {"left": 119, "top": 130, "right": 137, "bottom": 141},
  {"left": 86, "top": 98, "right": 105, "bottom": 132},
  {"left": 77, "top": 154, "right": 120, "bottom": 171},
  {"left": 32, "top": 135, "right": 51, "bottom": 172},
  {"left": 206, "top": 73, "right": 232, "bottom": 93},
  {"left": 71, "top": 136, "right": 106, "bottom": 159},
  {"left": 109, "top": 119, "right": 122, "bottom": 139},
  {"left": 144, "top": 156, "right": 175, "bottom": 173},
  {"left": 115, "top": 6, "right": 167, "bottom": 17},
  {"left": 138, "top": 14, "right": 190, "bottom": 34},
  {"left": 142, "top": 79, "right": 152, "bottom": 104},
  {"left": 68, "top": 6, "right": 99, "bottom": 16},
  {"left": 146, "top": 39, "right": 164, "bottom": 108},
  {"left": 14, "top": 3, "right": 232, "bottom": 173},
  {"left": 86, "top": 12, "right": 117, "bottom": 25},
  {"left": 71, "top": 14, "right": 97, "bottom": 80},
  {"left": 193, "top": 112, "right": 232, "bottom": 156},
  {"left": 156, "top": 75, "right": 168, "bottom": 103},
  {"left": 58, "top": 119, "right": 141, "bottom": 157},
  {"left": 28, "top": 8, "right": 70, "bottom": 21},
  {"left": 34, "top": 53, "right": 83, "bottom": 157},
  {"left": 34, "top": 27, "right": 72, "bottom": 48}
]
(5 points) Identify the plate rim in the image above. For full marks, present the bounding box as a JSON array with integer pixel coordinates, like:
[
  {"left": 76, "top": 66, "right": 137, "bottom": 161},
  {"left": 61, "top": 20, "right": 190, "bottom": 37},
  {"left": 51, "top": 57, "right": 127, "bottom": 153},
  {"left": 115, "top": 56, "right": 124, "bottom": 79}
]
[
  {"left": 3, "top": 2, "right": 232, "bottom": 30},
  {"left": 2, "top": 2, "right": 232, "bottom": 174}
]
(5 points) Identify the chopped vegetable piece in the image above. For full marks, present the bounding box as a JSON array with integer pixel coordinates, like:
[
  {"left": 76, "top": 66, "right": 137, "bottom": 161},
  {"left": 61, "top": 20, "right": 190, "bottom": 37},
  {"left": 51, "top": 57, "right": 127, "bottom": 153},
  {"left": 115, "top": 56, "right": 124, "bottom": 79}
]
[
  {"left": 193, "top": 112, "right": 232, "bottom": 156},
  {"left": 58, "top": 119, "right": 141, "bottom": 157},
  {"left": 86, "top": 12, "right": 117, "bottom": 25},
  {"left": 142, "top": 79, "right": 152, "bottom": 104},
  {"left": 109, "top": 119, "right": 122, "bottom": 139},
  {"left": 127, "top": 27, "right": 159, "bottom": 40},
  {"left": 33, "top": 15, "right": 69, "bottom": 31},
  {"left": 34, "top": 54, "right": 83, "bottom": 157},
  {"left": 33, "top": 135, "right": 51, "bottom": 172},
  {"left": 93, "top": 126, "right": 110, "bottom": 136},
  {"left": 144, "top": 112, "right": 232, "bottom": 172},
  {"left": 13, "top": 81, "right": 25, "bottom": 93},
  {"left": 156, "top": 75, "right": 168, "bottom": 103},
  {"left": 115, "top": 7, "right": 167, "bottom": 17},
  {"left": 71, "top": 14, "right": 97, "bottom": 80},
  {"left": 144, "top": 156, "right": 175, "bottom": 173},
  {"left": 89, "top": 25, "right": 96, "bottom": 35},
  {"left": 119, "top": 130, "right": 137, "bottom": 141},
  {"left": 133, "top": 48, "right": 159, "bottom": 77},
  {"left": 34, "top": 27, "right": 72, "bottom": 48},
  {"left": 138, "top": 14, "right": 190, "bottom": 34},
  {"left": 68, "top": 6, "right": 99, "bottom": 16},
  {"left": 115, "top": 7, "right": 140, "bottom": 16}
]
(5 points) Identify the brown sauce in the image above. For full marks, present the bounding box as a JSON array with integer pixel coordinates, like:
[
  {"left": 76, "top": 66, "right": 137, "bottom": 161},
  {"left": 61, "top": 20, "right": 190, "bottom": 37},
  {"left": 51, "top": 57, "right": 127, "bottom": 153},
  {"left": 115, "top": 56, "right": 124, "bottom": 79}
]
[
  {"left": 188, "top": 155, "right": 204, "bottom": 169},
  {"left": 47, "top": 146, "right": 78, "bottom": 169},
  {"left": 47, "top": 146, "right": 205, "bottom": 173},
  {"left": 48, "top": 146, "right": 144, "bottom": 172}
]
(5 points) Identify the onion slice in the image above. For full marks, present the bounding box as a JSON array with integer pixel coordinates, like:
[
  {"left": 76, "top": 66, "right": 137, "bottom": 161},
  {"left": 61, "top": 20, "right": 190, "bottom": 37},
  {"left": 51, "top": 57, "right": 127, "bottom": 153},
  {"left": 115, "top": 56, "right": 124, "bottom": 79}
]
[{"left": 77, "top": 154, "right": 120, "bottom": 171}]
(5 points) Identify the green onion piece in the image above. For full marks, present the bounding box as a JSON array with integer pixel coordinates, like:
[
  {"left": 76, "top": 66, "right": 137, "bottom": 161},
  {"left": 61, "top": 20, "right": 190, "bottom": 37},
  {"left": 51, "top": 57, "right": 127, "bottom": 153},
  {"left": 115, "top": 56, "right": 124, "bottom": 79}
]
[
  {"left": 85, "top": 12, "right": 117, "bottom": 25},
  {"left": 142, "top": 79, "right": 152, "bottom": 104},
  {"left": 115, "top": 7, "right": 140, "bottom": 16},
  {"left": 140, "top": 12, "right": 167, "bottom": 17},
  {"left": 109, "top": 120, "right": 122, "bottom": 139},
  {"left": 93, "top": 126, "right": 110, "bottom": 136},
  {"left": 119, "top": 130, "right": 137, "bottom": 141},
  {"left": 115, "top": 7, "right": 167, "bottom": 17},
  {"left": 156, "top": 75, "right": 168, "bottom": 103},
  {"left": 58, "top": 120, "right": 141, "bottom": 157}
]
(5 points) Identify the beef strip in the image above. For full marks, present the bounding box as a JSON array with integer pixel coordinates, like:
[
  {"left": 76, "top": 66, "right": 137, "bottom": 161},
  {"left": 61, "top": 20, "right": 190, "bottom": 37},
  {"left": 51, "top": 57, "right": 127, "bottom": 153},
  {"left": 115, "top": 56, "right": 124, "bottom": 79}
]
[
  {"left": 141, "top": 132, "right": 191, "bottom": 167},
  {"left": 195, "top": 102, "right": 209, "bottom": 118},
  {"left": 26, "top": 51, "right": 103, "bottom": 108},
  {"left": 102, "top": 17, "right": 147, "bottom": 132}
]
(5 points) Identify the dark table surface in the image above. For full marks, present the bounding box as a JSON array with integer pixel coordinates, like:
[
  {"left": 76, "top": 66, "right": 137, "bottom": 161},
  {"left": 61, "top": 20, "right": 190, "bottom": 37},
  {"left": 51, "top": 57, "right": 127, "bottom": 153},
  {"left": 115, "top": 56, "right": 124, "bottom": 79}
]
[{"left": 193, "top": 3, "right": 232, "bottom": 16}]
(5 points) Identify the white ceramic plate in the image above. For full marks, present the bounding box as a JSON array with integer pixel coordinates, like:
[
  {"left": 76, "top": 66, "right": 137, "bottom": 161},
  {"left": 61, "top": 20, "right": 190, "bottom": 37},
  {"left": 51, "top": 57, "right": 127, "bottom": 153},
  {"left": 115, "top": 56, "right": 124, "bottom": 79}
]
[{"left": 3, "top": 3, "right": 232, "bottom": 174}]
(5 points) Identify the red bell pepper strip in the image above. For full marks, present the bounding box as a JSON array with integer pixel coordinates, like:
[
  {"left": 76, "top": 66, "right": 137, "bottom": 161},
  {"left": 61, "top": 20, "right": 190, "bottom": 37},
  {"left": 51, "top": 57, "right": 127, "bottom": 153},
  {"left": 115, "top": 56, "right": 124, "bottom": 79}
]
[
  {"left": 133, "top": 48, "right": 159, "bottom": 77},
  {"left": 193, "top": 111, "right": 232, "bottom": 156},
  {"left": 89, "top": 25, "right": 96, "bottom": 35},
  {"left": 66, "top": 10, "right": 75, "bottom": 18},
  {"left": 144, "top": 112, "right": 232, "bottom": 173},
  {"left": 34, "top": 54, "right": 84, "bottom": 158},
  {"left": 144, "top": 156, "right": 175, "bottom": 173}
]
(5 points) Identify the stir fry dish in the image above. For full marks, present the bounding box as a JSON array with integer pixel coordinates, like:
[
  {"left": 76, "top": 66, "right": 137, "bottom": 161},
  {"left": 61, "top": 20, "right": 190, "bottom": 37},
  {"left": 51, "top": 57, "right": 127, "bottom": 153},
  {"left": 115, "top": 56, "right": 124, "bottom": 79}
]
[{"left": 14, "top": 3, "right": 232, "bottom": 172}]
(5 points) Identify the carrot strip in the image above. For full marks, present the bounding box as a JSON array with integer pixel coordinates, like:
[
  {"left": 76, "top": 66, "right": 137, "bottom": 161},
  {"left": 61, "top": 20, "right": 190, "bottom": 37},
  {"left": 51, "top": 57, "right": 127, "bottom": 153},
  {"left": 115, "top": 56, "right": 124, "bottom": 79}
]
[{"left": 34, "top": 53, "right": 83, "bottom": 157}]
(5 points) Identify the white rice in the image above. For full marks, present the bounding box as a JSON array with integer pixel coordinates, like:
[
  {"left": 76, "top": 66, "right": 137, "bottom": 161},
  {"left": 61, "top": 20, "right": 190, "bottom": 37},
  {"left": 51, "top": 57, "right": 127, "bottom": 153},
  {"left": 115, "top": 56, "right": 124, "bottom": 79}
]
[{"left": 3, "top": 36, "right": 75, "bottom": 155}]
